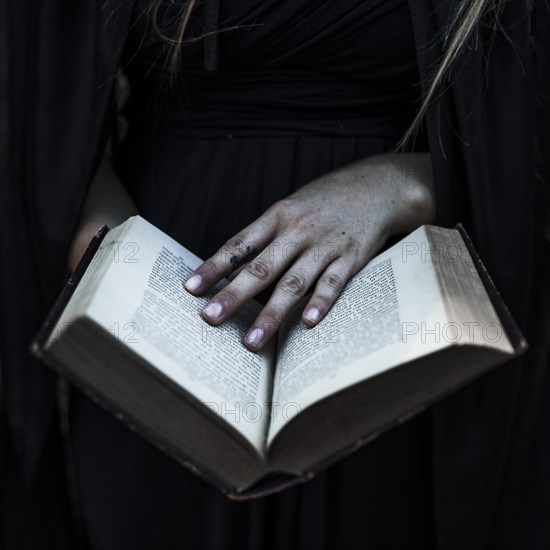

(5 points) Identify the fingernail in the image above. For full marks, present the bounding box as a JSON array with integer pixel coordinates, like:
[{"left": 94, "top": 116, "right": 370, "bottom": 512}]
[
  {"left": 304, "top": 306, "right": 320, "bottom": 323},
  {"left": 203, "top": 301, "right": 223, "bottom": 320},
  {"left": 245, "top": 327, "right": 264, "bottom": 347},
  {"left": 185, "top": 274, "right": 202, "bottom": 292}
]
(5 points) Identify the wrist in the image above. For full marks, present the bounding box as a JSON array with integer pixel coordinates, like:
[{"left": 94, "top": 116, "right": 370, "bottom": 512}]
[{"left": 369, "top": 151, "right": 436, "bottom": 235}]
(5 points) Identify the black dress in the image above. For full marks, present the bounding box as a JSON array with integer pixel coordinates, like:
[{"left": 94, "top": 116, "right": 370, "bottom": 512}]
[
  {"left": 4, "top": 0, "right": 550, "bottom": 548},
  {"left": 69, "top": 1, "right": 435, "bottom": 549}
]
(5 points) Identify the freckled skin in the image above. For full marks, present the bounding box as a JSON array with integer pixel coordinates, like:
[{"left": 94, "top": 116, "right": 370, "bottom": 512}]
[
  {"left": 186, "top": 152, "right": 436, "bottom": 351},
  {"left": 70, "top": 148, "right": 435, "bottom": 353}
]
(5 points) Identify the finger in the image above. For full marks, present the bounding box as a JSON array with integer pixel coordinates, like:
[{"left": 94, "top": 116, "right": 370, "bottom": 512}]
[
  {"left": 242, "top": 249, "right": 334, "bottom": 351},
  {"left": 226, "top": 233, "right": 307, "bottom": 282},
  {"left": 200, "top": 238, "right": 304, "bottom": 326},
  {"left": 226, "top": 261, "right": 249, "bottom": 282},
  {"left": 183, "top": 213, "right": 277, "bottom": 295},
  {"left": 301, "top": 258, "right": 356, "bottom": 327}
]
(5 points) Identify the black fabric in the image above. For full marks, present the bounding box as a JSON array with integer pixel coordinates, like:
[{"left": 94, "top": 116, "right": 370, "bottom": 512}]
[
  {"left": 2, "top": 1, "right": 136, "bottom": 547},
  {"left": 122, "top": 0, "right": 426, "bottom": 141},
  {"left": 71, "top": 2, "right": 436, "bottom": 548},
  {"left": 2, "top": 0, "right": 549, "bottom": 549},
  {"left": 116, "top": 0, "right": 427, "bottom": 251}
]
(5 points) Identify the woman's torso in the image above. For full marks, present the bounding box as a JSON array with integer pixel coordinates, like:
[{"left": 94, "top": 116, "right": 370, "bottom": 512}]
[
  {"left": 72, "top": 2, "right": 435, "bottom": 549},
  {"left": 115, "top": 0, "right": 426, "bottom": 262}
]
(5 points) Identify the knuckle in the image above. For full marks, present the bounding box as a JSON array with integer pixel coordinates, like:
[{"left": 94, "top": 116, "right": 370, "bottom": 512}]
[
  {"left": 200, "top": 259, "right": 221, "bottom": 277},
  {"left": 218, "top": 286, "right": 242, "bottom": 305},
  {"left": 268, "top": 198, "right": 294, "bottom": 222},
  {"left": 245, "top": 258, "right": 272, "bottom": 282},
  {"left": 343, "top": 237, "right": 360, "bottom": 252},
  {"left": 293, "top": 214, "right": 315, "bottom": 233},
  {"left": 313, "top": 293, "right": 333, "bottom": 309},
  {"left": 279, "top": 272, "right": 307, "bottom": 297},
  {"left": 257, "top": 310, "right": 282, "bottom": 332},
  {"left": 221, "top": 236, "right": 248, "bottom": 263},
  {"left": 319, "top": 272, "right": 346, "bottom": 292},
  {"left": 272, "top": 198, "right": 293, "bottom": 212},
  {"left": 315, "top": 240, "right": 340, "bottom": 263},
  {"left": 225, "top": 235, "right": 246, "bottom": 252}
]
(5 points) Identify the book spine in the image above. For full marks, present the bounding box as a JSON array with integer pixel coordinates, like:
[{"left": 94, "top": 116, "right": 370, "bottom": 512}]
[
  {"left": 455, "top": 224, "right": 528, "bottom": 354},
  {"left": 30, "top": 225, "right": 109, "bottom": 357}
]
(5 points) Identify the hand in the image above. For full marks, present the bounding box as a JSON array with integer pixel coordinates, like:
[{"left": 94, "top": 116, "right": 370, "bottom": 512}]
[{"left": 184, "top": 152, "right": 435, "bottom": 352}]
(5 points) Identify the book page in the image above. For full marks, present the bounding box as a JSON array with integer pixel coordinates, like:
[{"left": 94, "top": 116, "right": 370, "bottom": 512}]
[
  {"left": 85, "top": 216, "right": 274, "bottom": 453},
  {"left": 268, "top": 226, "right": 451, "bottom": 444},
  {"left": 425, "top": 226, "right": 515, "bottom": 354}
]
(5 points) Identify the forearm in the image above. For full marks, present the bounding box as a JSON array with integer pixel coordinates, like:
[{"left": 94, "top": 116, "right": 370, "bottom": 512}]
[{"left": 68, "top": 147, "right": 138, "bottom": 271}]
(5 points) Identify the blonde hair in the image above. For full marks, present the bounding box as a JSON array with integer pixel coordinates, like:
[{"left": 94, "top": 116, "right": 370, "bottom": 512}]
[
  {"left": 397, "top": 0, "right": 506, "bottom": 149},
  {"left": 152, "top": 0, "right": 503, "bottom": 149}
]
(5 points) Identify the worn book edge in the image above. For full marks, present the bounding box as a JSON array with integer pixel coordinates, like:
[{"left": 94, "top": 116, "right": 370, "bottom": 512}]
[
  {"left": 31, "top": 225, "right": 110, "bottom": 356},
  {"left": 227, "top": 223, "right": 529, "bottom": 500},
  {"left": 30, "top": 223, "right": 528, "bottom": 501},
  {"left": 30, "top": 224, "right": 244, "bottom": 495},
  {"left": 455, "top": 223, "right": 528, "bottom": 353}
]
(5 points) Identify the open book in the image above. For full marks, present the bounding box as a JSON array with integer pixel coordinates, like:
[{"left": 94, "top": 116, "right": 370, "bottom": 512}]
[{"left": 31, "top": 216, "right": 526, "bottom": 499}]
